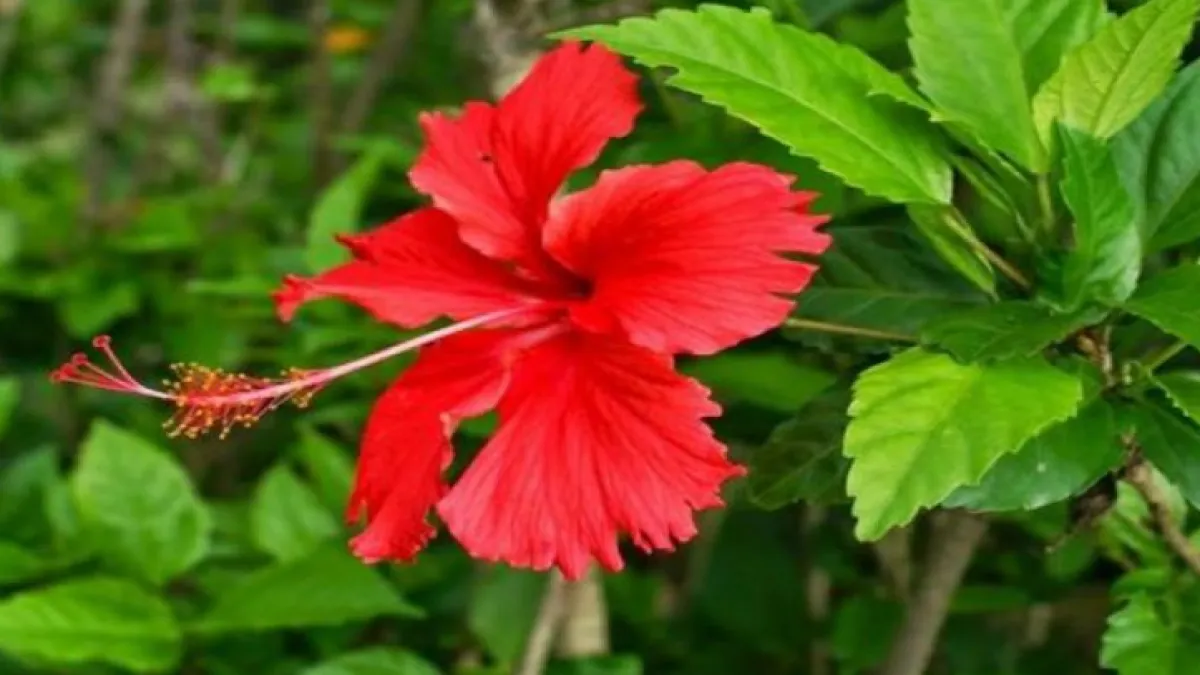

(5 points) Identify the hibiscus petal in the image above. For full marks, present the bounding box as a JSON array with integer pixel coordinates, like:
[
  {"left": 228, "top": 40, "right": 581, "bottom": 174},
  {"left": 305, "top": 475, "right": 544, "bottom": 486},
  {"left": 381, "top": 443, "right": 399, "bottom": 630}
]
[
  {"left": 348, "top": 329, "right": 517, "bottom": 562},
  {"left": 544, "top": 161, "right": 832, "bottom": 355},
  {"left": 408, "top": 42, "right": 641, "bottom": 267},
  {"left": 438, "top": 332, "right": 742, "bottom": 580},
  {"left": 273, "top": 208, "right": 532, "bottom": 327}
]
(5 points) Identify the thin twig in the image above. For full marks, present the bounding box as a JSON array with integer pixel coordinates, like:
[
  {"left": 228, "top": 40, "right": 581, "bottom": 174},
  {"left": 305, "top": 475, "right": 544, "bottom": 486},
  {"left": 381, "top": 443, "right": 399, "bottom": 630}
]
[
  {"left": 784, "top": 317, "right": 916, "bottom": 343},
  {"left": 873, "top": 524, "right": 913, "bottom": 601},
  {"left": 515, "top": 574, "right": 568, "bottom": 675},
  {"left": 339, "top": 0, "right": 423, "bottom": 138},
  {"left": 308, "top": 0, "right": 335, "bottom": 188},
  {"left": 214, "top": 0, "right": 241, "bottom": 64},
  {"left": 1124, "top": 451, "right": 1200, "bottom": 577},
  {"left": 83, "top": 0, "right": 151, "bottom": 222},
  {"left": 879, "top": 512, "right": 988, "bottom": 675}
]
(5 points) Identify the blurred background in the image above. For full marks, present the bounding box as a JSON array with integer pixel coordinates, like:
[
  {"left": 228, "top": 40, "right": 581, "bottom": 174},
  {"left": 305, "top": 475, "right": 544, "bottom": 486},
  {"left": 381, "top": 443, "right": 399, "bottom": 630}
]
[{"left": 0, "top": 0, "right": 1175, "bottom": 674}]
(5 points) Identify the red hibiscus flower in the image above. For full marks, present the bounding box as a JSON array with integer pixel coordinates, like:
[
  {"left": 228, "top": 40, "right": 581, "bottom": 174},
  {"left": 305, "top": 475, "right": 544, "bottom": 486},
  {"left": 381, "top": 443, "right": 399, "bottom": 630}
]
[{"left": 52, "top": 42, "right": 830, "bottom": 579}]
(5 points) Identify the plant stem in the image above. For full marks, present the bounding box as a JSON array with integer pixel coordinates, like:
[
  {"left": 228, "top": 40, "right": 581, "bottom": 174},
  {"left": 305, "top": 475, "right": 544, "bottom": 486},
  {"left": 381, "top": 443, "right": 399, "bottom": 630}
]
[
  {"left": 944, "top": 207, "right": 1033, "bottom": 290},
  {"left": 516, "top": 574, "right": 568, "bottom": 675},
  {"left": 1036, "top": 174, "right": 1055, "bottom": 239},
  {"left": 880, "top": 512, "right": 988, "bottom": 675},
  {"left": 1125, "top": 453, "right": 1200, "bottom": 577},
  {"left": 784, "top": 318, "right": 916, "bottom": 343},
  {"left": 1142, "top": 341, "right": 1188, "bottom": 374}
]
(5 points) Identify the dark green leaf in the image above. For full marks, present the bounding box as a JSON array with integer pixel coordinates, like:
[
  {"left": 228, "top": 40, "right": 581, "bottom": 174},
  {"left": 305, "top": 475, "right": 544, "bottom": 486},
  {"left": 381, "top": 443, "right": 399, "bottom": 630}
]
[
  {"left": 684, "top": 350, "right": 834, "bottom": 413},
  {"left": 747, "top": 390, "right": 850, "bottom": 509},
  {"left": 301, "top": 648, "right": 441, "bottom": 675},
  {"left": 907, "top": 204, "right": 996, "bottom": 296},
  {"left": 292, "top": 426, "right": 355, "bottom": 514},
  {"left": 195, "top": 543, "right": 423, "bottom": 632},
  {"left": 0, "top": 377, "right": 17, "bottom": 440},
  {"left": 945, "top": 400, "right": 1123, "bottom": 511},
  {"left": 468, "top": 566, "right": 547, "bottom": 664},
  {"left": 1125, "top": 265, "right": 1200, "bottom": 347},
  {"left": 250, "top": 464, "right": 340, "bottom": 561},
  {"left": 846, "top": 349, "right": 1084, "bottom": 539},
  {"left": 922, "top": 301, "right": 1103, "bottom": 362},
  {"left": 71, "top": 421, "right": 211, "bottom": 585},
  {"left": 1056, "top": 126, "right": 1141, "bottom": 308},
  {"left": 1033, "top": 0, "right": 1200, "bottom": 143},
  {"left": 548, "top": 656, "right": 643, "bottom": 675},
  {"left": 0, "top": 577, "right": 180, "bottom": 673},
  {"left": 792, "top": 222, "right": 986, "bottom": 339},
  {"left": 563, "top": 6, "right": 953, "bottom": 204},
  {"left": 1115, "top": 62, "right": 1200, "bottom": 251}
]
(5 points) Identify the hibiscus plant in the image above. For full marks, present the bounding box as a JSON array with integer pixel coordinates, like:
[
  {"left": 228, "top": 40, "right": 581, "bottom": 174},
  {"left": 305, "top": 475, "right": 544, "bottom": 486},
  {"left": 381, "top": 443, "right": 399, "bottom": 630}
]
[{"left": 5, "top": 0, "right": 1200, "bottom": 673}]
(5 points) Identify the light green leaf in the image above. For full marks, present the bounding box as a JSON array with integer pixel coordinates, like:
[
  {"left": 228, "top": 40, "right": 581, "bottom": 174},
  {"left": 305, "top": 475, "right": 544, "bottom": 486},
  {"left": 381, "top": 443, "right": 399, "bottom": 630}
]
[
  {"left": 306, "top": 150, "right": 385, "bottom": 272},
  {"left": 907, "top": 204, "right": 996, "bottom": 296},
  {"left": 792, "top": 222, "right": 986, "bottom": 339},
  {"left": 945, "top": 400, "right": 1123, "bottom": 511},
  {"left": 0, "top": 377, "right": 17, "bottom": 439},
  {"left": 195, "top": 543, "right": 422, "bottom": 632},
  {"left": 302, "top": 648, "right": 441, "bottom": 675},
  {"left": 1101, "top": 593, "right": 1200, "bottom": 675},
  {"left": 845, "top": 348, "right": 1084, "bottom": 539},
  {"left": 1056, "top": 126, "right": 1141, "bottom": 308},
  {"left": 468, "top": 566, "right": 547, "bottom": 664},
  {"left": 684, "top": 350, "right": 834, "bottom": 413},
  {"left": 1125, "top": 265, "right": 1200, "bottom": 347},
  {"left": 71, "top": 420, "right": 211, "bottom": 585},
  {"left": 0, "top": 577, "right": 181, "bottom": 673},
  {"left": 250, "top": 464, "right": 340, "bottom": 561},
  {"left": 747, "top": 390, "right": 850, "bottom": 509},
  {"left": 1127, "top": 402, "right": 1200, "bottom": 508},
  {"left": 922, "top": 301, "right": 1104, "bottom": 361},
  {"left": 908, "top": 0, "right": 1103, "bottom": 168},
  {"left": 1115, "top": 62, "right": 1200, "bottom": 251},
  {"left": 292, "top": 426, "right": 355, "bottom": 514},
  {"left": 1032, "top": 0, "right": 1200, "bottom": 145},
  {"left": 1155, "top": 371, "right": 1200, "bottom": 424},
  {"left": 563, "top": 6, "right": 953, "bottom": 204}
]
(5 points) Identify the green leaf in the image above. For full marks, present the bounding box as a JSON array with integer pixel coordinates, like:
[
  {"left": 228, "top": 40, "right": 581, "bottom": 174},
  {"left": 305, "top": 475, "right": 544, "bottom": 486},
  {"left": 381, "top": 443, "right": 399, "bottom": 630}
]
[
  {"left": 292, "top": 426, "right": 355, "bottom": 514},
  {"left": 792, "top": 222, "right": 986, "bottom": 339},
  {"left": 1115, "top": 62, "right": 1200, "bottom": 251},
  {"left": 468, "top": 566, "right": 547, "bottom": 664},
  {"left": 0, "top": 377, "right": 17, "bottom": 440},
  {"left": 908, "top": 0, "right": 1102, "bottom": 168},
  {"left": 1101, "top": 594, "right": 1200, "bottom": 675},
  {"left": 922, "top": 301, "right": 1104, "bottom": 361},
  {"left": 907, "top": 204, "right": 996, "bottom": 296},
  {"left": 71, "top": 420, "right": 211, "bottom": 585},
  {"left": 306, "top": 150, "right": 385, "bottom": 272},
  {"left": 831, "top": 594, "right": 903, "bottom": 670},
  {"left": 1125, "top": 265, "right": 1200, "bottom": 347},
  {"left": 250, "top": 464, "right": 340, "bottom": 561},
  {"left": 1127, "top": 402, "right": 1200, "bottom": 508},
  {"left": 0, "top": 577, "right": 180, "bottom": 673},
  {"left": 1055, "top": 126, "right": 1141, "bottom": 308},
  {"left": 1060, "top": 124, "right": 1142, "bottom": 307},
  {"left": 301, "top": 648, "right": 442, "bottom": 675},
  {"left": 548, "top": 656, "right": 643, "bottom": 675},
  {"left": 684, "top": 350, "right": 834, "bottom": 413},
  {"left": 0, "top": 542, "right": 46, "bottom": 586},
  {"left": 945, "top": 400, "right": 1123, "bottom": 511},
  {"left": 845, "top": 349, "right": 1084, "bottom": 539},
  {"left": 58, "top": 280, "right": 140, "bottom": 339},
  {"left": 201, "top": 62, "right": 262, "bottom": 103},
  {"left": 1155, "top": 371, "right": 1200, "bottom": 424},
  {"left": 195, "top": 543, "right": 422, "bottom": 632},
  {"left": 563, "top": 6, "right": 953, "bottom": 204},
  {"left": 747, "top": 390, "right": 850, "bottom": 509},
  {"left": 0, "top": 211, "right": 17, "bottom": 266},
  {"left": 1032, "top": 0, "right": 1200, "bottom": 145}
]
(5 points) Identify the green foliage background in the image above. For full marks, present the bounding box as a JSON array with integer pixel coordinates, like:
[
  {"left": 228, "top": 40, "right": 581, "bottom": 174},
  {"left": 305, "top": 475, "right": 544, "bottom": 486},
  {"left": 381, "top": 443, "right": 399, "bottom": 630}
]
[{"left": 4, "top": 0, "right": 1200, "bottom": 673}]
